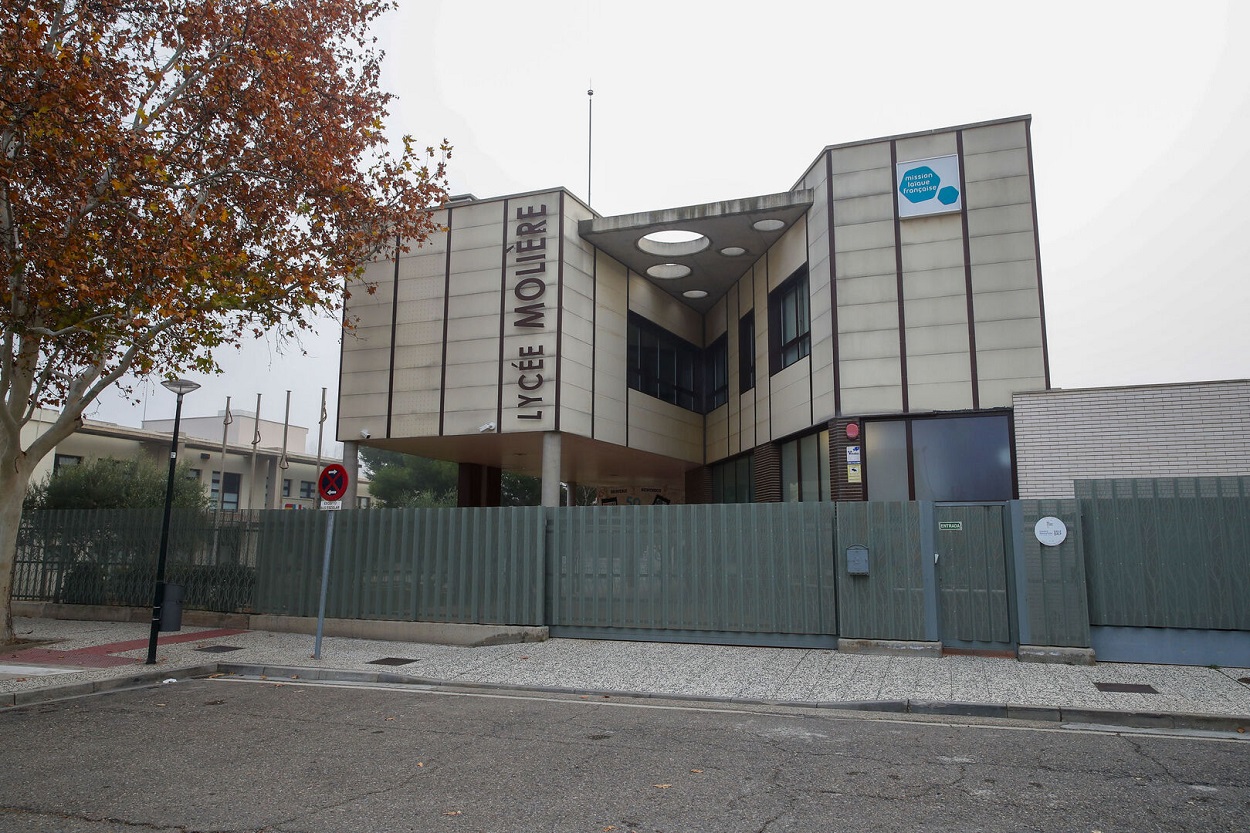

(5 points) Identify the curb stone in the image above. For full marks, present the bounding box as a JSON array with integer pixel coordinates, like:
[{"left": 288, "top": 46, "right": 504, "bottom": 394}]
[{"left": 4, "top": 661, "right": 1249, "bottom": 736}]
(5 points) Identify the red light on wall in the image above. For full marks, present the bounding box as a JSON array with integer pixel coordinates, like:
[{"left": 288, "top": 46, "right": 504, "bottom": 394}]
[{"left": 845, "top": 422, "right": 860, "bottom": 440}]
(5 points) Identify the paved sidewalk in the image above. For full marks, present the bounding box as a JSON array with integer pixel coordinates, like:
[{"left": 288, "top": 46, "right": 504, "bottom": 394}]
[{"left": 3, "top": 617, "right": 1250, "bottom": 731}]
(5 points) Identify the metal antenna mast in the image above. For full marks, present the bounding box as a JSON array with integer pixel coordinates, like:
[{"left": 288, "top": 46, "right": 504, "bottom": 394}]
[{"left": 587, "top": 85, "right": 594, "bottom": 204}]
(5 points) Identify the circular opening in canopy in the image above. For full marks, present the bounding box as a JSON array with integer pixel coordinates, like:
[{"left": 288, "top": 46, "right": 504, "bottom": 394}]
[
  {"left": 647, "top": 263, "right": 692, "bottom": 280},
  {"left": 638, "top": 230, "right": 710, "bottom": 257},
  {"left": 682, "top": 289, "right": 709, "bottom": 299},
  {"left": 720, "top": 246, "right": 747, "bottom": 257},
  {"left": 752, "top": 218, "right": 785, "bottom": 232}
]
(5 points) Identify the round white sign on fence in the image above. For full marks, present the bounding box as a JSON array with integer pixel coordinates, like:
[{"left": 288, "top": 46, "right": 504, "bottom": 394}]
[{"left": 1034, "top": 516, "right": 1068, "bottom": 547}]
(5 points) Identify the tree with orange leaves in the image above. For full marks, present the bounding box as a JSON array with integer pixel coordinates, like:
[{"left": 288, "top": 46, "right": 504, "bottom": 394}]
[{"left": 0, "top": 1, "right": 450, "bottom": 641}]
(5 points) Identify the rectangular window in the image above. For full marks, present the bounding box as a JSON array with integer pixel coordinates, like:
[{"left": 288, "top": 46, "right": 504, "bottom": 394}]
[
  {"left": 769, "top": 266, "right": 811, "bottom": 374},
  {"left": 299, "top": 481, "right": 316, "bottom": 499},
  {"left": 282, "top": 479, "right": 291, "bottom": 498},
  {"left": 705, "top": 334, "right": 728, "bottom": 411},
  {"left": 710, "top": 454, "right": 754, "bottom": 504},
  {"left": 864, "top": 414, "right": 1014, "bottom": 501},
  {"left": 210, "top": 471, "right": 242, "bottom": 512},
  {"left": 738, "top": 311, "right": 755, "bottom": 393},
  {"left": 53, "top": 454, "right": 82, "bottom": 474},
  {"left": 779, "top": 429, "right": 830, "bottom": 502},
  {"left": 626, "top": 313, "right": 706, "bottom": 414}
]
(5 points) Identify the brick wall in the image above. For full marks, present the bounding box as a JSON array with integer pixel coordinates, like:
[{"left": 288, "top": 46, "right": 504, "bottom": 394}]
[{"left": 1013, "top": 380, "right": 1250, "bottom": 498}]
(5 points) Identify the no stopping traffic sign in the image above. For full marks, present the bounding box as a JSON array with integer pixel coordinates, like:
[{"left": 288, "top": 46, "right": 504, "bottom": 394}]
[{"left": 318, "top": 463, "right": 349, "bottom": 502}]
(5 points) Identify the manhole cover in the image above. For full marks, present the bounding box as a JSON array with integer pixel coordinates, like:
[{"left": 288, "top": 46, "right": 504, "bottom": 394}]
[
  {"left": 1094, "top": 682, "right": 1159, "bottom": 694},
  {"left": 368, "top": 657, "right": 418, "bottom": 666},
  {"left": 194, "top": 645, "right": 244, "bottom": 653}
]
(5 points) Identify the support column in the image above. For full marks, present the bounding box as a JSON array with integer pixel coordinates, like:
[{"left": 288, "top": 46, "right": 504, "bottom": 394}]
[
  {"left": 541, "top": 432, "right": 561, "bottom": 508},
  {"left": 343, "top": 440, "right": 359, "bottom": 508}
]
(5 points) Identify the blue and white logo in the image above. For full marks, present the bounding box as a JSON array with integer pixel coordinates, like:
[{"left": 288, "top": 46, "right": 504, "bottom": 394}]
[{"left": 895, "top": 155, "right": 962, "bottom": 218}]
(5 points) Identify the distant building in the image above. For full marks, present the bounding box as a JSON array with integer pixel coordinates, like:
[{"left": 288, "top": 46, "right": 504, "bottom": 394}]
[{"left": 24, "top": 409, "right": 371, "bottom": 510}]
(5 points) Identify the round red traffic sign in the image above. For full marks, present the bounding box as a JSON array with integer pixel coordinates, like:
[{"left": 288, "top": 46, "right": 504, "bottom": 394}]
[{"left": 318, "top": 464, "right": 349, "bottom": 502}]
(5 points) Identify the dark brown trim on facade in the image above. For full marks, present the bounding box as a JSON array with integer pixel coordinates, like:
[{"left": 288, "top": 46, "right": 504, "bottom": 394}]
[
  {"left": 751, "top": 267, "right": 758, "bottom": 451},
  {"left": 804, "top": 216, "right": 815, "bottom": 429},
  {"left": 1025, "top": 119, "right": 1052, "bottom": 389},
  {"left": 890, "top": 140, "right": 910, "bottom": 412},
  {"left": 1007, "top": 409, "right": 1021, "bottom": 499},
  {"left": 438, "top": 212, "right": 454, "bottom": 437},
  {"left": 590, "top": 247, "right": 597, "bottom": 440},
  {"left": 956, "top": 131, "right": 981, "bottom": 410},
  {"left": 495, "top": 199, "right": 511, "bottom": 433},
  {"left": 904, "top": 418, "right": 916, "bottom": 500},
  {"left": 386, "top": 235, "right": 400, "bottom": 439},
  {"left": 824, "top": 151, "right": 842, "bottom": 415},
  {"left": 764, "top": 259, "right": 774, "bottom": 439},
  {"left": 555, "top": 191, "right": 565, "bottom": 431},
  {"left": 624, "top": 268, "right": 630, "bottom": 449}
]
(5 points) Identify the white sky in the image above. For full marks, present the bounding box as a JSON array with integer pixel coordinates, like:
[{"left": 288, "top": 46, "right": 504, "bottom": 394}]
[{"left": 90, "top": 0, "right": 1250, "bottom": 446}]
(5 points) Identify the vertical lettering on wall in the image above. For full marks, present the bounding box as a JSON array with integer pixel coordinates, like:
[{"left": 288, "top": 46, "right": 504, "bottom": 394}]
[{"left": 503, "top": 201, "right": 557, "bottom": 427}]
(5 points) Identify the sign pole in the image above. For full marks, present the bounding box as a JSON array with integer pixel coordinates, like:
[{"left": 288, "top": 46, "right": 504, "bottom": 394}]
[
  {"left": 313, "top": 510, "right": 334, "bottom": 660},
  {"left": 312, "top": 463, "right": 349, "bottom": 659}
]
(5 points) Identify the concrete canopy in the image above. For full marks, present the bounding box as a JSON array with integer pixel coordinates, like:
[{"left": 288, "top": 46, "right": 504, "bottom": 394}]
[{"left": 578, "top": 190, "right": 814, "bottom": 314}]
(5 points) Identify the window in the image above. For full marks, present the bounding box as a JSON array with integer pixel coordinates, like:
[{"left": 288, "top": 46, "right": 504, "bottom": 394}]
[
  {"left": 769, "top": 266, "right": 810, "bottom": 373},
  {"left": 627, "top": 313, "right": 726, "bottom": 414},
  {"left": 739, "top": 311, "right": 755, "bottom": 393},
  {"left": 864, "top": 414, "right": 1014, "bottom": 501},
  {"left": 705, "top": 334, "right": 728, "bottom": 411},
  {"left": 282, "top": 479, "right": 291, "bottom": 498},
  {"left": 710, "top": 454, "right": 753, "bottom": 504},
  {"left": 299, "top": 480, "right": 316, "bottom": 499},
  {"left": 53, "top": 454, "right": 82, "bottom": 474},
  {"left": 210, "top": 471, "right": 242, "bottom": 511},
  {"left": 356, "top": 496, "right": 372, "bottom": 509},
  {"left": 780, "top": 429, "right": 830, "bottom": 502}
]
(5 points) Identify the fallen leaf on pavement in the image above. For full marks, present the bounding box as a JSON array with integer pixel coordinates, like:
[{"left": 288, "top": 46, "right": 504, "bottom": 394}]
[
  {"left": 443, "top": 810, "right": 462, "bottom": 816},
  {"left": 690, "top": 769, "right": 703, "bottom": 774},
  {"left": 652, "top": 784, "right": 671, "bottom": 789}
]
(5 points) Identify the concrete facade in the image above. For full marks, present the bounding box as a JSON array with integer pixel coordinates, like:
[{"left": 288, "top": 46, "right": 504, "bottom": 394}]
[
  {"left": 1014, "top": 379, "right": 1250, "bottom": 498},
  {"left": 339, "top": 116, "right": 1049, "bottom": 504}
]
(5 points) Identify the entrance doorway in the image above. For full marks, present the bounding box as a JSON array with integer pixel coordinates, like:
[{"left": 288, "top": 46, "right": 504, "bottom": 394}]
[{"left": 934, "top": 504, "right": 1013, "bottom": 650}]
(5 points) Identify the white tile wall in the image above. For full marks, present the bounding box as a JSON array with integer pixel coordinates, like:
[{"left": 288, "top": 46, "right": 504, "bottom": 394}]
[{"left": 1014, "top": 381, "right": 1250, "bottom": 498}]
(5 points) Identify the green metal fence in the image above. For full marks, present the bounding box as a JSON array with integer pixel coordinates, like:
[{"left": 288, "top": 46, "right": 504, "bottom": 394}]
[
  {"left": 546, "top": 504, "right": 837, "bottom": 641},
  {"left": 254, "top": 507, "right": 546, "bottom": 625},
  {"left": 1016, "top": 500, "right": 1090, "bottom": 648},
  {"left": 834, "top": 501, "right": 926, "bottom": 641},
  {"left": 13, "top": 509, "right": 259, "bottom": 612},
  {"left": 1075, "top": 477, "right": 1250, "bottom": 630}
]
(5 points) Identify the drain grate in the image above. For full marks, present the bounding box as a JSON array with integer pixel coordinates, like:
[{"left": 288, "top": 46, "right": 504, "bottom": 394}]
[
  {"left": 368, "top": 657, "right": 418, "bottom": 666},
  {"left": 1094, "top": 682, "right": 1159, "bottom": 694},
  {"left": 194, "top": 645, "right": 245, "bottom": 653}
]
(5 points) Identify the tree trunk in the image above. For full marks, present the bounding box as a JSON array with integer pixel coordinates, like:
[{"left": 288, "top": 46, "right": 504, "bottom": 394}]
[{"left": 0, "top": 464, "right": 33, "bottom": 644}]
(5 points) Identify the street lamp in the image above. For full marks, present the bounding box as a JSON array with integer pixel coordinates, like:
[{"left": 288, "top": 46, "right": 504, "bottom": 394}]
[{"left": 145, "top": 378, "right": 201, "bottom": 665}]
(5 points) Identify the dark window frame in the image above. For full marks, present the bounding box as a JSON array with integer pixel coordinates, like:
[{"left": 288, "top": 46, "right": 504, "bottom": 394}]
[
  {"left": 705, "top": 333, "right": 728, "bottom": 411},
  {"left": 739, "top": 310, "right": 755, "bottom": 393},
  {"left": 768, "top": 265, "right": 811, "bottom": 374},
  {"left": 627, "top": 312, "right": 728, "bottom": 415}
]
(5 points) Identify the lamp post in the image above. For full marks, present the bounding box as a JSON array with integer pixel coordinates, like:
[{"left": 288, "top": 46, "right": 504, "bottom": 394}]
[{"left": 146, "top": 378, "right": 201, "bottom": 665}]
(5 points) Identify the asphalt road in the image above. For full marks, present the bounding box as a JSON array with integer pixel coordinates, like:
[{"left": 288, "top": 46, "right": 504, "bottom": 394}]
[{"left": 0, "top": 678, "right": 1246, "bottom": 832}]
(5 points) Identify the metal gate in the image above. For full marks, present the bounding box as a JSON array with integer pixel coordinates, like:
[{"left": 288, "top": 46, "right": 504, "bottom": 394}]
[{"left": 934, "top": 504, "right": 1013, "bottom": 650}]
